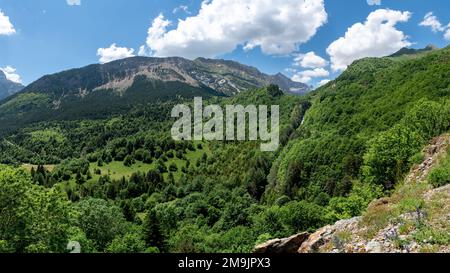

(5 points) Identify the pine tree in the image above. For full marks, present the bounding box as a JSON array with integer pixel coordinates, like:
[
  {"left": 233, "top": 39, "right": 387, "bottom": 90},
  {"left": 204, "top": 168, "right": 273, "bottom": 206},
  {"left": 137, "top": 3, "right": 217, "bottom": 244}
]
[{"left": 142, "top": 209, "right": 165, "bottom": 252}]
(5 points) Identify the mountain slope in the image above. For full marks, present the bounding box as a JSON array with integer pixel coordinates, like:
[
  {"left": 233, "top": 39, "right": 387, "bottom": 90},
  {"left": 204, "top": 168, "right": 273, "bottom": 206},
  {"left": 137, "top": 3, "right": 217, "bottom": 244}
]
[
  {"left": 0, "top": 71, "right": 23, "bottom": 101},
  {"left": 256, "top": 134, "right": 450, "bottom": 253},
  {"left": 192, "top": 57, "right": 309, "bottom": 94},
  {"left": 265, "top": 46, "right": 450, "bottom": 203},
  {"left": 0, "top": 57, "right": 308, "bottom": 132}
]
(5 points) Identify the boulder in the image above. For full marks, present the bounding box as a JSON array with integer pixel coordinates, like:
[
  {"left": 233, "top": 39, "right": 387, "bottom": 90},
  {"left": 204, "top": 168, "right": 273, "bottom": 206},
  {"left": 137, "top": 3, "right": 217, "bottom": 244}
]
[
  {"left": 253, "top": 232, "right": 310, "bottom": 254},
  {"left": 298, "top": 217, "right": 362, "bottom": 253},
  {"left": 297, "top": 226, "right": 333, "bottom": 253}
]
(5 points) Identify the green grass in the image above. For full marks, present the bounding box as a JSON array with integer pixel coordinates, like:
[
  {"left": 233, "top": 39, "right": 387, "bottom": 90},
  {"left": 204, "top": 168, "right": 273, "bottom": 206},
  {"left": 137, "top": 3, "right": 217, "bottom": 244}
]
[
  {"left": 55, "top": 143, "right": 213, "bottom": 192},
  {"left": 86, "top": 141, "right": 212, "bottom": 183},
  {"left": 90, "top": 160, "right": 155, "bottom": 181},
  {"left": 21, "top": 163, "right": 56, "bottom": 172}
]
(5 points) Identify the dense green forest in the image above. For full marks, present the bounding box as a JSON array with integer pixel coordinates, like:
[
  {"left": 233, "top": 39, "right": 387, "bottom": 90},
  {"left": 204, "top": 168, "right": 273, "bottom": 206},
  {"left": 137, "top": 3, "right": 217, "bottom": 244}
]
[{"left": 0, "top": 47, "right": 449, "bottom": 253}]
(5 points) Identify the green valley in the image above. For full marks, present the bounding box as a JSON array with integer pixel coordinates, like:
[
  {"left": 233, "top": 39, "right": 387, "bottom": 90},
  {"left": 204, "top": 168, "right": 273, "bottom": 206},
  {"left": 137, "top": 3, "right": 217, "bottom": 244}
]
[{"left": 0, "top": 46, "right": 449, "bottom": 253}]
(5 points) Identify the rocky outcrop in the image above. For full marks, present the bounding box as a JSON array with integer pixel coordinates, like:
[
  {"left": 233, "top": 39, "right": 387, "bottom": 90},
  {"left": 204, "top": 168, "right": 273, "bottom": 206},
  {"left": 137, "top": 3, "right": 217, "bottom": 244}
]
[
  {"left": 298, "top": 217, "right": 362, "bottom": 253},
  {"left": 254, "top": 232, "right": 310, "bottom": 254},
  {"left": 405, "top": 135, "right": 450, "bottom": 184}
]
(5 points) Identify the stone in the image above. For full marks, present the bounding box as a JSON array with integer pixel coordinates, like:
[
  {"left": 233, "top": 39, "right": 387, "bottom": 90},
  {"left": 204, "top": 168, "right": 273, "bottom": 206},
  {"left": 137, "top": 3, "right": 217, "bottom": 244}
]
[
  {"left": 365, "top": 240, "right": 383, "bottom": 253},
  {"left": 253, "top": 232, "right": 310, "bottom": 254},
  {"left": 298, "top": 226, "right": 333, "bottom": 253}
]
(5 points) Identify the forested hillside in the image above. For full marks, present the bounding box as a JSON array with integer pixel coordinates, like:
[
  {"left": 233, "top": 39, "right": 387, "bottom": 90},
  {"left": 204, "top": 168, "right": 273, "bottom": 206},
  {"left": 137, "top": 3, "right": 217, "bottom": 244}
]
[
  {"left": 267, "top": 46, "right": 450, "bottom": 204},
  {"left": 0, "top": 47, "right": 449, "bottom": 253}
]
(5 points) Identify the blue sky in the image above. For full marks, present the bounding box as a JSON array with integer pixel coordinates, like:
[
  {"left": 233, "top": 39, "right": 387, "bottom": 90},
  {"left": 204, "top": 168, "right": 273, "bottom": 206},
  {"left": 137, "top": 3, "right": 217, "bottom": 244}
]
[{"left": 0, "top": 0, "right": 449, "bottom": 86}]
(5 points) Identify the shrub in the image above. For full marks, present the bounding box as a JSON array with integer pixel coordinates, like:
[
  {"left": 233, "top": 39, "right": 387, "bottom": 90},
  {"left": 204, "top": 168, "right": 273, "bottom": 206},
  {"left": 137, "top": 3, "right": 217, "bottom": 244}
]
[
  {"left": 123, "top": 155, "right": 135, "bottom": 167},
  {"left": 428, "top": 167, "right": 450, "bottom": 188},
  {"left": 169, "top": 163, "right": 178, "bottom": 172}
]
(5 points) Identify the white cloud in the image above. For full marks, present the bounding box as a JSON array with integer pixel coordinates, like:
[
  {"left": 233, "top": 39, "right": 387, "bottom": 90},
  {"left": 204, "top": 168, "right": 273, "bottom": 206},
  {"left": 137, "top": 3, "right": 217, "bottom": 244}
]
[
  {"left": 141, "top": 0, "right": 327, "bottom": 59},
  {"left": 294, "top": 51, "right": 328, "bottom": 68},
  {"left": 367, "top": 0, "right": 381, "bottom": 6},
  {"left": 292, "top": 68, "right": 329, "bottom": 83},
  {"left": 143, "top": 13, "right": 171, "bottom": 56},
  {"left": 445, "top": 25, "right": 450, "bottom": 40},
  {"left": 0, "top": 10, "right": 16, "bottom": 36},
  {"left": 318, "top": 79, "right": 331, "bottom": 86},
  {"left": 419, "top": 12, "right": 450, "bottom": 41},
  {"left": 292, "top": 75, "right": 311, "bottom": 84},
  {"left": 173, "top": 5, "right": 191, "bottom": 15},
  {"left": 419, "top": 12, "right": 445, "bottom": 33},
  {"left": 97, "top": 44, "right": 135, "bottom": 64},
  {"left": 327, "top": 9, "right": 411, "bottom": 72},
  {"left": 66, "top": 0, "right": 81, "bottom": 6},
  {"left": 138, "top": 45, "right": 150, "bottom": 56},
  {"left": 1, "top": 66, "right": 22, "bottom": 84}
]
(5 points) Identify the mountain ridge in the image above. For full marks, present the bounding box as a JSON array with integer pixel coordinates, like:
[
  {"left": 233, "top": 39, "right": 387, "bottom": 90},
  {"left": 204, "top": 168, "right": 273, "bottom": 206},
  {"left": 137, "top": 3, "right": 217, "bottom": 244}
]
[
  {"left": 388, "top": 44, "right": 439, "bottom": 58},
  {"left": 0, "top": 56, "right": 308, "bottom": 133},
  {"left": 18, "top": 56, "right": 308, "bottom": 98}
]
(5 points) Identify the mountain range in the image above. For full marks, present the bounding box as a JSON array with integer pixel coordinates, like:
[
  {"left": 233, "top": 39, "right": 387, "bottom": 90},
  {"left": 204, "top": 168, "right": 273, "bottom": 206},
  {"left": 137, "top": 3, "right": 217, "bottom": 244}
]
[
  {"left": 0, "top": 57, "right": 308, "bottom": 130},
  {"left": 0, "top": 70, "right": 23, "bottom": 101}
]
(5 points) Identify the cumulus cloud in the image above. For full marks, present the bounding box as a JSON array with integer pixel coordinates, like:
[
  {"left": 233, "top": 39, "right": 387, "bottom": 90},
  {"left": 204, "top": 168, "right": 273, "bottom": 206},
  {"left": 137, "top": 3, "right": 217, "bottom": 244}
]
[
  {"left": 0, "top": 10, "right": 16, "bottom": 35},
  {"left": 97, "top": 44, "right": 135, "bottom": 64},
  {"left": 327, "top": 9, "right": 411, "bottom": 72},
  {"left": 292, "top": 68, "right": 329, "bottom": 84},
  {"left": 141, "top": 0, "right": 327, "bottom": 59},
  {"left": 1, "top": 66, "right": 22, "bottom": 84},
  {"left": 66, "top": 0, "right": 81, "bottom": 6},
  {"left": 294, "top": 51, "right": 328, "bottom": 68},
  {"left": 367, "top": 0, "right": 381, "bottom": 6},
  {"left": 419, "top": 12, "right": 445, "bottom": 33}
]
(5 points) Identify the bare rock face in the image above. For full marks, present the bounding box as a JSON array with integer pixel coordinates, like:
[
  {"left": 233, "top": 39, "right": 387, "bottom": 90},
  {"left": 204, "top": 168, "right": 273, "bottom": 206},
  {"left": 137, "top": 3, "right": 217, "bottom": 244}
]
[
  {"left": 365, "top": 241, "right": 383, "bottom": 253},
  {"left": 298, "top": 217, "right": 362, "bottom": 253},
  {"left": 254, "top": 232, "right": 310, "bottom": 254}
]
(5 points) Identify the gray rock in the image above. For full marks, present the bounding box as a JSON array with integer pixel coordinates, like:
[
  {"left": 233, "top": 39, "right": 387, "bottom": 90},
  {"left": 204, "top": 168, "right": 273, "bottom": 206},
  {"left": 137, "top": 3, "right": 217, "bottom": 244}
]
[
  {"left": 366, "top": 240, "right": 383, "bottom": 253},
  {"left": 254, "top": 232, "right": 310, "bottom": 254}
]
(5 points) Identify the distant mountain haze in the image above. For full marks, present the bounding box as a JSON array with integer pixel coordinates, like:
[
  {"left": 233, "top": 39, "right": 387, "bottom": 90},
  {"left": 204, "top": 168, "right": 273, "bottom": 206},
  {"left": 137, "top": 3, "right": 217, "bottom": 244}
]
[{"left": 0, "top": 70, "right": 24, "bottom": 101}]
